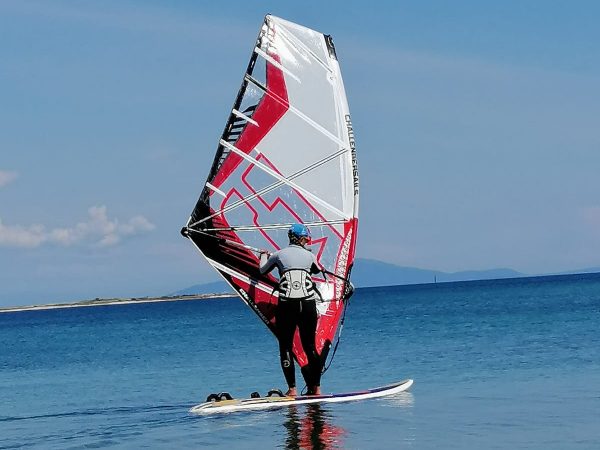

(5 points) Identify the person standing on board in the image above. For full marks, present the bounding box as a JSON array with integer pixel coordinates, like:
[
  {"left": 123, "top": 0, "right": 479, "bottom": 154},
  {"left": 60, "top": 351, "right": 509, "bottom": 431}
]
[{"left": 259, "top": 223, "right": 323, "bottom": 396}]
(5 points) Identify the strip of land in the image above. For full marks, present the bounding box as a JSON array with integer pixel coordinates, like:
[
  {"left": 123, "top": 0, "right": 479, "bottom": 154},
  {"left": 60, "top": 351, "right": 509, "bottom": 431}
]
[{"left": 0, "top": 293, "right": 236, "bottom": 313}]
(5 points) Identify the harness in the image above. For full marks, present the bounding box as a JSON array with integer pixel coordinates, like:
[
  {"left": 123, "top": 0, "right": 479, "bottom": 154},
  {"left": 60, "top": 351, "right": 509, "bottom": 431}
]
[{"left": 275, "top": 269, "right": 322, "bottom": 302}]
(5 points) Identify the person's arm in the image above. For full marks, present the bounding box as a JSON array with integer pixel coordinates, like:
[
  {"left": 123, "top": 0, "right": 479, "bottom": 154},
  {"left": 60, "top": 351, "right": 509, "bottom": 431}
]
[{"left": 259, "top": 251, "right": 278, "bottom": 275}]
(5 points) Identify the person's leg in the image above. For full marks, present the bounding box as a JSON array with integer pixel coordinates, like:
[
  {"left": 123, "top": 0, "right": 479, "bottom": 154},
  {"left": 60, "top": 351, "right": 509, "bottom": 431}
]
[
  {"left": 276, "top": 301, "right": 299, "bottom": 396},
  {"left": 298, "top": 300, "right": 321, "bottom": 395}
]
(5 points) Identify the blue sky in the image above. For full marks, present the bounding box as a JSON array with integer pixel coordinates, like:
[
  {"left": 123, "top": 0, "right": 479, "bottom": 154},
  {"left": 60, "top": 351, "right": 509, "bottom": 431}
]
[{"left": 1, "top": 1, "right": 599, "bottom": 306}]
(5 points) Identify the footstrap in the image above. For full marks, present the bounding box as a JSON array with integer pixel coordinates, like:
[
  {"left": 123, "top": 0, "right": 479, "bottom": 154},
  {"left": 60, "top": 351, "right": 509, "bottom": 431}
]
[{"left": 266, "top": 388, "right": 285, "bottom": 397}]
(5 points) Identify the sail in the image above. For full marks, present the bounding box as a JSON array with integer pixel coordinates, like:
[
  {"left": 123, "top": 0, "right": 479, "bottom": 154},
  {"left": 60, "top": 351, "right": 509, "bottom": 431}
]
[{"left": 182, "top": 15, "right": 358, "bottom": 368}]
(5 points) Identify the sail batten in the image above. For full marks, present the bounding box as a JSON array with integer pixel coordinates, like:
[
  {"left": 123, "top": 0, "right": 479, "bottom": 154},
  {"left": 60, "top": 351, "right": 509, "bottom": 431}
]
[
  {"left": 188, "top": 146, "right": 350, "bottom": 229},
  {"left": 183, "top": 15, "right": 358, "bottom": 369}
]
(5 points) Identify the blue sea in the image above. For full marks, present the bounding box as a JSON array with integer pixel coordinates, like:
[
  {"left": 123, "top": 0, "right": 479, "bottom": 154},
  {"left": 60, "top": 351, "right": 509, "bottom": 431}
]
[{"left": 1, "top": 274, "right": 600, "bottom": 449}]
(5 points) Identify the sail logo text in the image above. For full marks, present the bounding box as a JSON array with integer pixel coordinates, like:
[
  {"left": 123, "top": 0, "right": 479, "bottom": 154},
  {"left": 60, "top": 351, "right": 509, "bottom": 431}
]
[{"left": 345, "top": 115, "right": 359, "bottom": 195}]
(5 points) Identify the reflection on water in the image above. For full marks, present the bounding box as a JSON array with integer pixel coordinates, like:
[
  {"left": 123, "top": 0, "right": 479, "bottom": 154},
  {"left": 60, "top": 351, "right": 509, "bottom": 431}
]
[
  {"left": 382, "top": 392, "right": 415, "bottom": 408},
  {"left": 280, "top": 393, "right": 415, "bottom": 449},
  {"left": 282, "top": 404, "right": 345, "bottom": 450}
]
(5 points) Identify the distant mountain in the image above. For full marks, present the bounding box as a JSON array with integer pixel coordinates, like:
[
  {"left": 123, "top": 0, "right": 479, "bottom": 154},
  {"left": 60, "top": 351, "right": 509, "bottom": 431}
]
[
  {"left": 170, "top": 281, "right": 233, "bottom": 296},
  {"left": 350, "top": 258, "right": 524, "bottom": 287},
  {"left": 173, "top": 258, "right": 526, "bottom": 295}
]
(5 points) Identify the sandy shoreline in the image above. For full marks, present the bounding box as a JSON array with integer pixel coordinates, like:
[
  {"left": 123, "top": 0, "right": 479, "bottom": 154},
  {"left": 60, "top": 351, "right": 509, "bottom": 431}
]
[{"left": 0, "top": 293, "right": 237, "bottom": 314}]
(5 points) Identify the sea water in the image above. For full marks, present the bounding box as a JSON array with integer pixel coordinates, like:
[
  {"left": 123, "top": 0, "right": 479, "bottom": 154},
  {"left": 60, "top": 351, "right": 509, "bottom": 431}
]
[{"left": 1, "top": 274, "right": 599, "bottom": 449}]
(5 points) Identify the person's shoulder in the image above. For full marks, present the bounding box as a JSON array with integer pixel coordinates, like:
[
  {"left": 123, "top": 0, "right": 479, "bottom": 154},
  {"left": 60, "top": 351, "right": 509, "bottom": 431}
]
[{"left": 287, "top": 244, "right": 310, "bottom": 253}]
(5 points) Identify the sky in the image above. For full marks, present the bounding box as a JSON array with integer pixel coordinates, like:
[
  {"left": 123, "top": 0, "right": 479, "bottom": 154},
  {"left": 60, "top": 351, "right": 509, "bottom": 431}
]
[{"left": 1, "top": 0, "right": 599, "bottom": 306}]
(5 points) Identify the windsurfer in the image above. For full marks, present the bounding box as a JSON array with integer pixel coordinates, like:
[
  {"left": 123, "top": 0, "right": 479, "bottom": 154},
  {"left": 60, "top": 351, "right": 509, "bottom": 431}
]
[{"left": 259, "top": 223, "right": 323, "bottom": 396}]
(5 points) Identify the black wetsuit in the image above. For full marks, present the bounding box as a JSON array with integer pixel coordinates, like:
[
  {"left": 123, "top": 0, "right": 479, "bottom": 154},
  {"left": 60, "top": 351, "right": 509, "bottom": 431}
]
[{"left": 259, "top": 245, "right": 323, "bottom": 390}]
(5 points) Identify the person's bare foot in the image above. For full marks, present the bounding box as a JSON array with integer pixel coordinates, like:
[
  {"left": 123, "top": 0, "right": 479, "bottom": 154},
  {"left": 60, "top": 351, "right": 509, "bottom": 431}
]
[
  {"left": 285, "top": 388, "right": 297, "bottom": 397},
  {"left": 307, "top": 386, "right": 321, "bottom": 396}
]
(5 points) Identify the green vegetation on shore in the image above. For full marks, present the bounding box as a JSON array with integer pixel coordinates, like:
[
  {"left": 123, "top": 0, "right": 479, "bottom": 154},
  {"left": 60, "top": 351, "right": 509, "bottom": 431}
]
[{"left": 0, "top": 293, "right": 236, "bottom": 313}]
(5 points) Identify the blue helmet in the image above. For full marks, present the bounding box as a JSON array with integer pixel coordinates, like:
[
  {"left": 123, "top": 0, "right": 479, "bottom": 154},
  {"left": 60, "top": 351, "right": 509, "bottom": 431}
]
[{"left": 288, "top": 223, "right": 311, "bottom": 239}]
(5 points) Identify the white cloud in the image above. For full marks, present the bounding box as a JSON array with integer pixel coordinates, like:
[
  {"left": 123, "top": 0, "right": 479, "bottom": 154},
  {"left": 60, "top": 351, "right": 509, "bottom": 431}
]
[
  {"left": 0, "top": 205, "right": 155, "bottom": 248},
  {"left": 0, "top": 221, "right": 46, "bottom": 248},
  {"left": 0, "top": 170, "right": 18, "bottom": 188}
]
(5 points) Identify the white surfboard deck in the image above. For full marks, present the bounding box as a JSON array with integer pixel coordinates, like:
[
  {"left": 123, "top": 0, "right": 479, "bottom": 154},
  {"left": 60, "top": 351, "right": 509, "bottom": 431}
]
[{"left": 190, "top": 379, "right": 413, "bottom": 414}]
